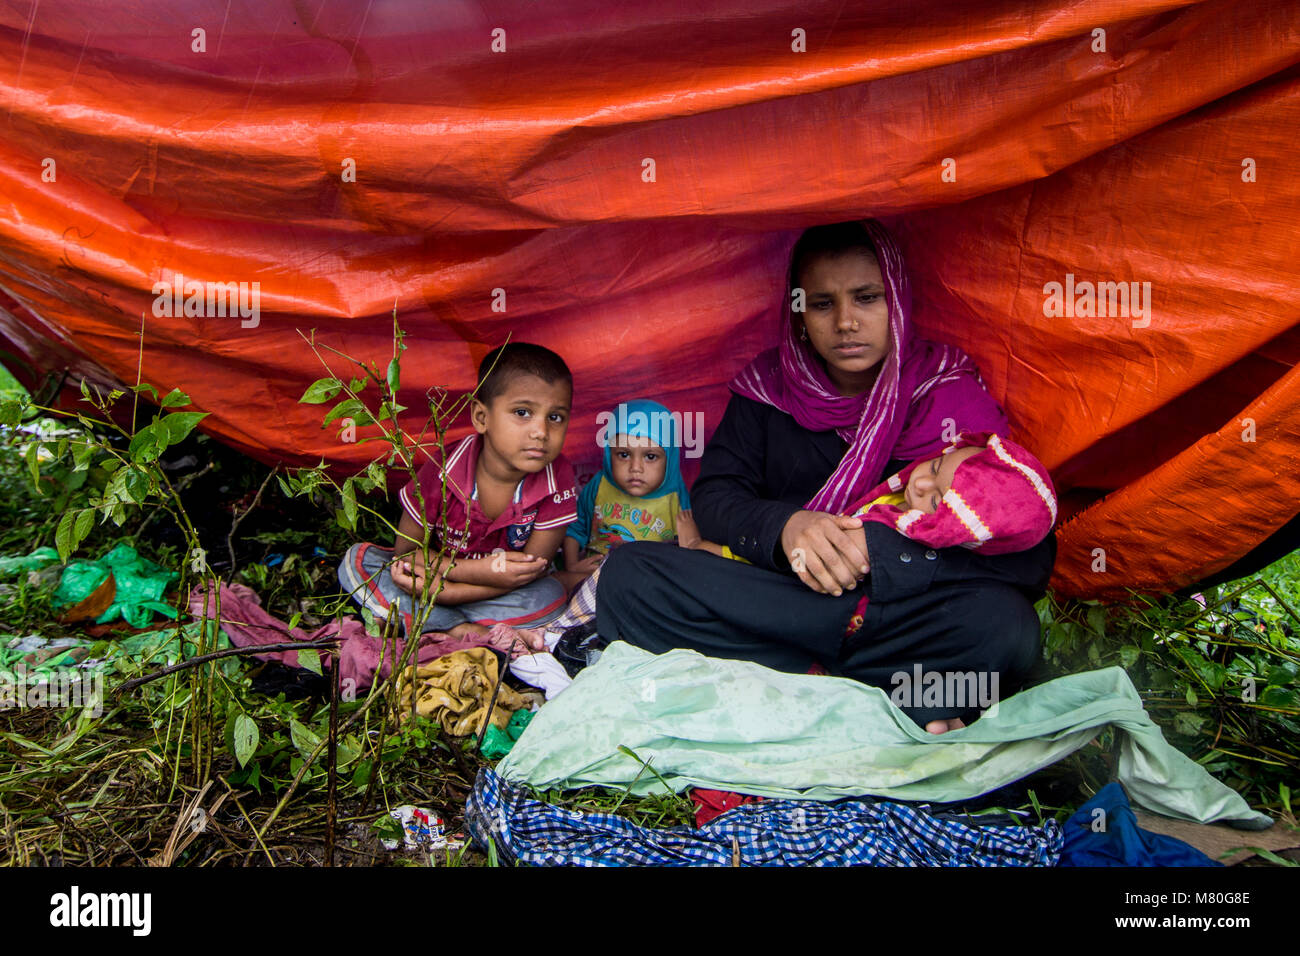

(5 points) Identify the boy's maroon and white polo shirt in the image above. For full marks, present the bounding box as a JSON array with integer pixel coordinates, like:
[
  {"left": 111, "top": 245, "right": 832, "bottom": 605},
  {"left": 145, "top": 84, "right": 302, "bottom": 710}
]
[{"left": 398, "top": 434, "right": 578, "bottom": 560}]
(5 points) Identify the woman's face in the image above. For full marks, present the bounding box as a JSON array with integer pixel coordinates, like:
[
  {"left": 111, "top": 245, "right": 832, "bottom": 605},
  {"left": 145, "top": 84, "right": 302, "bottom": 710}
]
[{"left": 796, "top": 249, "right": 891, "bottom": 396}]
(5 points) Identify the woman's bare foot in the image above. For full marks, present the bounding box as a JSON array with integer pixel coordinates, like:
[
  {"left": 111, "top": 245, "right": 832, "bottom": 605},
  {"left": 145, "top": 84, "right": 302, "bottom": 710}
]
[{"left": 924, "top": 717, "right": 967, "bottom": 735}]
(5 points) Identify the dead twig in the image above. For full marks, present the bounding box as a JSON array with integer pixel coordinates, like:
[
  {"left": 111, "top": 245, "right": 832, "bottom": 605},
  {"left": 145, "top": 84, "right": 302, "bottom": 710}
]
[
  {"left": 115, "top": 639, "right": 340, "bottom": 694},
  {"left": 226, "top": 467, "right": 277, "bottom": 573}
]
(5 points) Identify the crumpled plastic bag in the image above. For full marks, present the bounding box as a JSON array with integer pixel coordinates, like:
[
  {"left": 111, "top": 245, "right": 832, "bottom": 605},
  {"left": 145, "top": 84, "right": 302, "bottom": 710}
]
[
  {"left": 52, "top": 543, "right": 177, "bottom": 628},
  {"left": 480, "top": 707, "right": 536, "bottom": 760},
  {"left": 0, "top": 547, "right": 59, "bottom": 577}
]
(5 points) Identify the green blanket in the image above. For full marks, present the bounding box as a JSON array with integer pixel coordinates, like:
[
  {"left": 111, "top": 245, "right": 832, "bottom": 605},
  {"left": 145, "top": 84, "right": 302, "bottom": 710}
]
[{"left": 497, "top": 643, "right": 1271, "bottom": 830}]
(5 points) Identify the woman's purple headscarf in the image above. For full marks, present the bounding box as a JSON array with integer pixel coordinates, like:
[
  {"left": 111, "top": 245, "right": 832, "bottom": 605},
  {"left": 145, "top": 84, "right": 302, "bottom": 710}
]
[{"left": 729, "top": 219, "right": 1008, "bottom": 514}]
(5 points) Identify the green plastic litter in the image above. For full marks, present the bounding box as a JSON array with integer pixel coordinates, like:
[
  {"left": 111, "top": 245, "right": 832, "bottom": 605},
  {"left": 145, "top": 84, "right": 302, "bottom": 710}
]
[
  {"left": 0, "top": 546, "right": 59, "bottom": 576},
  {"left": 108, "top": 620, "right": 229, "bottom": 669},
  {"left": 52, "top": 543, "right": 178, "bottom": 628},
  {"left": 480, "top": 707, "right": 537, "bottom": 760},
  {"left": 0, "top": 633, "right": 90, "bottom": 675}
]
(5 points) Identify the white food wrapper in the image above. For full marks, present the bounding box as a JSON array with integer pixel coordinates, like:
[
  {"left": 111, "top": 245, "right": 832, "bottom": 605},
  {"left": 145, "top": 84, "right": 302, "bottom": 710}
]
[{"left": 381, "top": 805, "right": 447, "bottom": 851}]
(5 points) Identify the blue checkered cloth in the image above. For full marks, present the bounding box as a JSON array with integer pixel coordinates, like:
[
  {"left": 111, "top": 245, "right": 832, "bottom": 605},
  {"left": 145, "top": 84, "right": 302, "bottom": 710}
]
[{"left": 465, "top": 768, "right": 1063, "bottom": 866}]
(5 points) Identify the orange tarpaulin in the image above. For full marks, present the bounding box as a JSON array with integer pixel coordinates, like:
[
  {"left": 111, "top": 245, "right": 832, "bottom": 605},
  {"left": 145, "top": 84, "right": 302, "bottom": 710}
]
[{"left": 0, "top": 1, "right": 1296, "bottom": 599}]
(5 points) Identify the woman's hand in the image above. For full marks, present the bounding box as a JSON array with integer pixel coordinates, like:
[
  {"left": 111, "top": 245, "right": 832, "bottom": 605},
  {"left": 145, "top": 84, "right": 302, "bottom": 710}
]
[{"left": 780, "top": 510, "right": 870, "bottom": 596}]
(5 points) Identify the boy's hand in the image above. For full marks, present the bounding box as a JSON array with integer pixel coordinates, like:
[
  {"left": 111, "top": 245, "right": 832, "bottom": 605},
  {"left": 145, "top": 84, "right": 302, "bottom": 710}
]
[
  {"left": 571, "top": 553, "right": 604, "bottom": 575},
  {"left": 676, "top": 509, "right": 702, "bottom": 549},
  {"left": 485, "top": 551, "right": 551, "bottom": 588},
  {"left": 392, "top": 551, "right": 435, "bottom": 595}
]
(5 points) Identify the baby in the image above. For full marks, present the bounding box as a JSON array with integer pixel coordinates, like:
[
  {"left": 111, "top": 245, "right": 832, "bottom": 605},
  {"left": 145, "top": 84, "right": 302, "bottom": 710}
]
[{"left": 849, "top": 431, "right": 1057, "bottom": 554}]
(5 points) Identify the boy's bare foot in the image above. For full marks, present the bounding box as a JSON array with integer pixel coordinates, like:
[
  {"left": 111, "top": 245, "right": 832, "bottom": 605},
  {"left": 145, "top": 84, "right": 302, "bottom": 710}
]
[
  {"left": 477, "top": 622, "right": 549, "bottom": 658},
  {"left": 447, "top": 621, "right": 491, "bottom": 641},
  {"left": 924, "top": 717, "right": 967, "bottom": 735}
]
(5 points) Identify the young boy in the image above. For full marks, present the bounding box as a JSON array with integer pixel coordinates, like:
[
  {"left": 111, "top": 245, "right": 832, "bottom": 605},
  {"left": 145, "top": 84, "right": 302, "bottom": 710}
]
[{"left": 338, "top": 343, "right": 579, "bottom": 647}]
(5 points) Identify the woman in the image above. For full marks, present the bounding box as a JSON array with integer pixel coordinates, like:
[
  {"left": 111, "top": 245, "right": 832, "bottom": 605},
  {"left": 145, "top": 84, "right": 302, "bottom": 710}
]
[{"left": 595, "top": 220, "right": 1056, "bottom": 733}]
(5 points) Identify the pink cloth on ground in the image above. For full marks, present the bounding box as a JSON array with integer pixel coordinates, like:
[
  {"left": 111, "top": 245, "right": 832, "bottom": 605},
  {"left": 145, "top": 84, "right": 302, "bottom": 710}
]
[{"left": 187, "top": 581, "right": 519, "bottom": 692}]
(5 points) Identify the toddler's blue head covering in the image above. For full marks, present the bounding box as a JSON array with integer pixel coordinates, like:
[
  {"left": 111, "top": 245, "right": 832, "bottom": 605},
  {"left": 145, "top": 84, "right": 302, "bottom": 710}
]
[{"left": 600, "top": 398, "right": 690, "bottom": 502}]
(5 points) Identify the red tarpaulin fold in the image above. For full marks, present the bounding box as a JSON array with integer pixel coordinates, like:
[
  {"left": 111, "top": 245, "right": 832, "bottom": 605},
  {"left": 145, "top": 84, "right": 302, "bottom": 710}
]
[{"left": 0, "top": 1, "right": 1296, "bottom": 598}]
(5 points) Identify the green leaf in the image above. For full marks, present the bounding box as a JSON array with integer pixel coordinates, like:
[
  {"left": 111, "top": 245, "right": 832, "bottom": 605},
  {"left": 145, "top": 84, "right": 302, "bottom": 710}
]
[
  {"left": 131, "top": 383, "right": 160, "bottom": 401},
  {"left": 0, "top": 399, "right": 20, "bottom": 426},
  {"left": 1266, "top": 662, "right": 1299, "bottom": 686},
  {"left": 74, "top": 508, "right": 93, "bottom": 545},
  {"left": 297, "top": 648, "right": 322, "bottom": 676},
  {"left": 160, "top": 411, "right": 207, "bottom": 445},
  {"left": 128, "top": 422, "right": 167, "bottom": 462},
  {"left": 122, "top": 465, "right": 150, "bottom": 503},
  {"left": 24, "top": 442, "right": 42, "bottom": 491},
  {"left": 349, "top": 376, "right": 366, "bottom": 394},
  {"left": 1234, "top": 847, "right": 1299, "bottom": 868},
  {"left": 1184, "top": 686, "right": 1198, "bottom": 707},
  {"left": 386, "top": 357, "right": 400, "bottom": 394},
  {"left": 289, "top": 719, "right": 322, "bottom": 758},
  {"left": 351, "top": 759, "right": 373, "bottom": 791},
  {"left": 55, "top": 510, "right": 78, "bottom": 561},
  {"left": 71, "top": 439, "right": 97, "bottom": 471},
  {"left": 1118, "top": 645, "right": 1140, "bottom": 669},
  {"left": 337, "top": 736, "right": 360, "bottom": 769},
  {"left": 340, "top": 478, "right": 358, "bottom": 530},
  {"left": 160, "top": 388, "right": 192, "bottom": 408},
  {"left": 1259, "top": 686, "right": 1300, "bottom": 709},
  {"left": 1173, "top": 711, "right": 1207, "bottom": 737},
  {"left": 323, "top": 398, "right": 375, "bottom": 427},
  {"left": 299, "top": 377, "right": 343, "bottom": 405},
  {"left": 233, "top": 714, "right": 259, "bottom": 769},
  {"left": 1085, "top": 606, "right": 1106, "bottom": 637}
]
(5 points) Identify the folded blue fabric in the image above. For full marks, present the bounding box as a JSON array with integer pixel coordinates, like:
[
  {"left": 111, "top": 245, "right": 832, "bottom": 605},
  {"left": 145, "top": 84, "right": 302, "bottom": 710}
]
[
  {"left": 1060, "top": 782, "right": 1221, "bottom": 867},
  {"left": 466, "top": 767, "right": 1063, "bottom": 867}
]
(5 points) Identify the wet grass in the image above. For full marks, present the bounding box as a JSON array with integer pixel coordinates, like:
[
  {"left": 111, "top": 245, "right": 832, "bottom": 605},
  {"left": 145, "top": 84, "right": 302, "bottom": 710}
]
[{"left": 0, "top": 403, "right": 1296, "bottom": 866}]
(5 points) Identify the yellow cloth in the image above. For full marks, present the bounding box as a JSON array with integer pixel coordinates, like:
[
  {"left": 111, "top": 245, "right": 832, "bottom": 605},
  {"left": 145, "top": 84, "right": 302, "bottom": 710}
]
[
  {"left": 394, "top": 647, "right": 527, "bottom": 737},
  {"left": 850, "top": 491, "right": 906, "bottom": 518}
]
